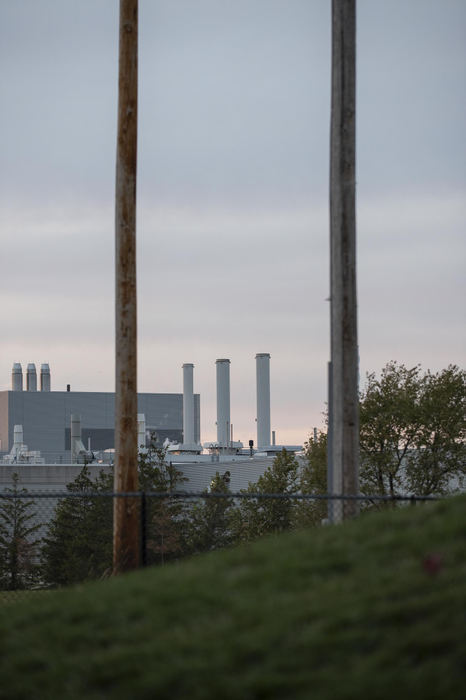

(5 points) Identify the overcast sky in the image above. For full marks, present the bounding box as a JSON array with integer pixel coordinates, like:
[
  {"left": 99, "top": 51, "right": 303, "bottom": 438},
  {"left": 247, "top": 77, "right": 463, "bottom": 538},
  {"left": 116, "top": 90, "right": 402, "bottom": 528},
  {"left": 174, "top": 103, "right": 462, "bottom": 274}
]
[{"left": 0, "top": 0, "right": 465, "bottom": 446}]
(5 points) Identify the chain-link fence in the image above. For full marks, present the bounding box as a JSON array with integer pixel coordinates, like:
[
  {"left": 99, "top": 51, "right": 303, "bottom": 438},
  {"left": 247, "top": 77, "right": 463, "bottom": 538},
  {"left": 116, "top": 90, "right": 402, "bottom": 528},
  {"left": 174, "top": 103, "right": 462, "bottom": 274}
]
[{"left": 0, "top": 491, "right": 439, "bottom": 602}]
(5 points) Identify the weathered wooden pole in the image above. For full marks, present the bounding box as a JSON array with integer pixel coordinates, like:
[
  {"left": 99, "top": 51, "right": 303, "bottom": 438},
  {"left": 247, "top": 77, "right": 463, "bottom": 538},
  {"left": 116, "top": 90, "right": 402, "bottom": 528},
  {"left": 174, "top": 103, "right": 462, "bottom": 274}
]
[
  {"left": 329, "top": 0, "right": 359, "bottom": 520},
  {"left": 114, "top": 0, "right": 139, "bottom": 573}
]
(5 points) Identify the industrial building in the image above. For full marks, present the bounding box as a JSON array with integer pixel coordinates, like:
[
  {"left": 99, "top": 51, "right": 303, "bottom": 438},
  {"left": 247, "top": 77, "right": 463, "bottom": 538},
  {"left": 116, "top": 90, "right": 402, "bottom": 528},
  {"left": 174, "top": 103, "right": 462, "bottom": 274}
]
[
  {"left": 1, "top": 354, "right": 301, "bottom": 493},
  {"left": 0, "top": 454, "right": 282, "bottom": 494},
  {"left": 0, "top": 363, "right": 200, "bottom": 463}
]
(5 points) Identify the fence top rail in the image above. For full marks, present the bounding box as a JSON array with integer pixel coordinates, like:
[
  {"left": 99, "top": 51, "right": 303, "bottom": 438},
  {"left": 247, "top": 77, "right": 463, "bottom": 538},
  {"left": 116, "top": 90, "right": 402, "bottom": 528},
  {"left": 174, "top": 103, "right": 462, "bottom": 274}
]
[{"left": 0, "top": 491, "right": 441, "bottom": 501}]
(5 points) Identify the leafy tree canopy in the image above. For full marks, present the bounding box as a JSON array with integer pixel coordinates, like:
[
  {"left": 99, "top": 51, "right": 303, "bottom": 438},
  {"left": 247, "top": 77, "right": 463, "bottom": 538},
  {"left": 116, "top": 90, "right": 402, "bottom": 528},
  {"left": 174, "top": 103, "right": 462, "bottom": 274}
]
[
  {"left": 359, "top": 362, "right": 465, "bottom": 497},
  {"left": 186, "top": 471, "right": 234, "bottom": 555},
  {"left": 296, "top": 431, "right": 328, "bottom": 526},
  {"left": 232, "top": 449, "right": 300, "bottom": 542},
  {"left": 138, "top": 433, "right": 189, "bottom": 566}
]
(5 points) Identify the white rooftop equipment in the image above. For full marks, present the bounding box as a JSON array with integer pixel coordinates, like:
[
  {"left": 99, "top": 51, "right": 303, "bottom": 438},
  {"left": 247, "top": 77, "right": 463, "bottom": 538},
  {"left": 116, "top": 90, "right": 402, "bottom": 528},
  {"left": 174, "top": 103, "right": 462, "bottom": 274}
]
[
  {"left": 0, "top": 424, "right": 45, "bottom": 465},
  {"left": 137, "top": 413, "right": 146, "bottom": 452},
  {"left": 13, "top": 424, "right": 23, "bottom": 456},
  {"left": 12, "top": 363, "right": 23, "bottom": 391},
  {"left": 70, "top": 414, "right": 92, "bottom": 463}
]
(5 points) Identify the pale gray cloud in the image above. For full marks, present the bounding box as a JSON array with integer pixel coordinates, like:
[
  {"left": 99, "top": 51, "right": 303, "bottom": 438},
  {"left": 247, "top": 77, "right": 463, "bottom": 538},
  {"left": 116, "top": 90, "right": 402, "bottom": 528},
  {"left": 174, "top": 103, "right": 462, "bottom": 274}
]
[{"left": 0, "top": 0, "right": 465, "bottom": 444}]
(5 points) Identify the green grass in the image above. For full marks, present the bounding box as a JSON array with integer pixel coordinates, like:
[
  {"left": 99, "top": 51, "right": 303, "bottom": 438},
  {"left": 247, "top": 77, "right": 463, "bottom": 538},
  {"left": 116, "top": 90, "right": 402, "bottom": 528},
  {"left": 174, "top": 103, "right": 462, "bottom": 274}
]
[{"left": 1, "top": 497, "right": 465, "bottom": 699}]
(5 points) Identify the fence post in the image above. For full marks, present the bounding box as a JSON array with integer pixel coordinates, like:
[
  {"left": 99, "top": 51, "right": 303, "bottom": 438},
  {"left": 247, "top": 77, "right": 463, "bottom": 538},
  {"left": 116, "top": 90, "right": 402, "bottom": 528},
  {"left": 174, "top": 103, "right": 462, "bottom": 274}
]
[
  {"left": 141, "top": 491, "right": 147, "bottom": 566},
  {"left": 327, "top": 361, "right": 335, "bottom": 523}
]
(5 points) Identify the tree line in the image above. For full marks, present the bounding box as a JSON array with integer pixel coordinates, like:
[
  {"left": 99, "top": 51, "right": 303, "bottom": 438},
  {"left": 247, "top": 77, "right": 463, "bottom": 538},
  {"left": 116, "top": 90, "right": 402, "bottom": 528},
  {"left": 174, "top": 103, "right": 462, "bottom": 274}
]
[
  {"left": 1, "top": 362, "right": 464, "bottom": 591},
  {"left": 0, "top": 447, "right": 307, "bottom": 590}
]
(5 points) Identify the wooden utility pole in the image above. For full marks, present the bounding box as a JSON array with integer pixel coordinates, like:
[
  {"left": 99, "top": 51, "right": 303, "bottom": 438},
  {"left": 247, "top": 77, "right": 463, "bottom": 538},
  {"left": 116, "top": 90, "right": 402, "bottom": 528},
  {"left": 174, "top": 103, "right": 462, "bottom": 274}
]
[
  {"left": 114, "top": 0, "right": 139, "bottom": 573},
  {"left": 329, "top": 0, "right": 359, "bottom": 520}
]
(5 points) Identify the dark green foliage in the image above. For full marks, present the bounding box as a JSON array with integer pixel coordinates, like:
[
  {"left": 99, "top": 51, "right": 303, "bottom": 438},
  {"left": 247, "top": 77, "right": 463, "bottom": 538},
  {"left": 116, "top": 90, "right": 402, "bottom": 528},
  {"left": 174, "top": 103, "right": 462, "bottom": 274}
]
[
  {"left": 138, "top": 434, "right": 188, "bottom": 565},
  {"left": 296, "top": 430, "right": 328, "bottom": 526},
  {"left": 360, "top": 362, "right": 465, "bottom": 497},
  {"left": 1, "top": 495, "right": 464, "bottom": 699},
  {"left": 41, "top": 436, "right": 189, "bottom": 584},
  {"left": 405, "top": 365, "right": 466, "bottom": 495},
  {"left": 186, "top": 471, "right": 234, "bottom": 554},
  {"left": 232, "top": 449, "right": 299, "bottom": 542},
  {"left": 0, "top": 474, "right": 41, "bottom": 590},
  {"left": 304, "top": 363, "right": 465, "bottom": 505},
  {"left": 41, "top": 467, "right": 113, "bottom": 587},
  {"left": 35, "top": 360, "right": 465, "bottom": 589}
]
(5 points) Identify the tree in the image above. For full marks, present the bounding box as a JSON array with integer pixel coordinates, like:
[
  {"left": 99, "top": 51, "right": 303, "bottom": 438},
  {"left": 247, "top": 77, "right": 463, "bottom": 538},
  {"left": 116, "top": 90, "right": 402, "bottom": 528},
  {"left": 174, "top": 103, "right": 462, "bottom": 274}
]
[
  {"left": 359, "top": 362, "right": 465, "bottom": 498},
  {"left": 231, "top": 449, "right": 299, "bottom": 542},
  {"left": 296, "top": 431, "right": 329, "bottom": 527},
  {"left": 405, "top": 366, "right": 466, "bottom": 495},
  {"left": 0, "top": 473, "right": 41, "bottom": 590},
  {"left": 186, "top": 472, "right": 234, "bottom": 555},
  {"left": 42, "top": 436, "right": 189, "bottom": 584},
  {"left": 138, "top": 434, "right": 188, "bottom": 566},
  {"left": 41, "top": 467, "right": 113, "bottom": 587}
]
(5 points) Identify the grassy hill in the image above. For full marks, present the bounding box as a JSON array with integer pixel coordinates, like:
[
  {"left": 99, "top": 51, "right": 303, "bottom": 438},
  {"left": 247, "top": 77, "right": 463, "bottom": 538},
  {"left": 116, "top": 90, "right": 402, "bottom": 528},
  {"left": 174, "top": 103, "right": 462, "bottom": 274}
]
[{"left": 0, "top": 496, "right": 465, "bottom": 699}]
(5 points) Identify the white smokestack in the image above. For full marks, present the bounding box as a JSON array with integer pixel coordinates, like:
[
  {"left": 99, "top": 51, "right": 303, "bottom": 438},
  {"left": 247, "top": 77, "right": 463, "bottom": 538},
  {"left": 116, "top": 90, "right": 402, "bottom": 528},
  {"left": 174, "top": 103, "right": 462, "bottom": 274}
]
[
  {"left": 40, "top": 363, "right": 51, "bottom": 392},
  {"left": 182, "top": 363, "right": 195, "bottom": 446},
  {"left": 12, "top": 363, "right": 23, "bottom": 391},
  {"left": 216, "top": 359, "right": 230, "bottom": 448},
  {"left": 256, "top": 353, "right": 271, "bottom": 449},
  {"left": 26, "top": 363, "right": 37, "bottom": 392}
]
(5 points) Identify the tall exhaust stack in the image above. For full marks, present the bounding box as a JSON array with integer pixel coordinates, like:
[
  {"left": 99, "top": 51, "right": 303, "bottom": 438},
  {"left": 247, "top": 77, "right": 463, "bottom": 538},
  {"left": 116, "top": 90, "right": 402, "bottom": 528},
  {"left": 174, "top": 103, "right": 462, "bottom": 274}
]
[
  {"left": 182, "top": 363, "right": 195, "bottom": 446},
  {"left": 216, "top": 359, "right": 230, "bottom": 448},
  {"left": 26, "top": 363, "right": 37, "bottom": 392},
  {"left": 256, "top": 353, "right": 271, "bottom": 449},
  {"left": 40, "top": 363, "right": 51, "bottom": 391},
  {"left": 12, "top": 363, "right": 23, "bottom": 391}
]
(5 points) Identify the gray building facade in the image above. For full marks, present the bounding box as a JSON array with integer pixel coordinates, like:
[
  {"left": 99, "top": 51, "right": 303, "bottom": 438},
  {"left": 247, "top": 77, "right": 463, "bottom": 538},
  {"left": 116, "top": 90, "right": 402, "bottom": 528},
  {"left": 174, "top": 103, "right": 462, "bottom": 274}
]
[
  {"left": 0, "top": 456, "right": 275, "bottom": 494},
  {"left": 0, "top": 390, "right": 200, "bottom": 463}
]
